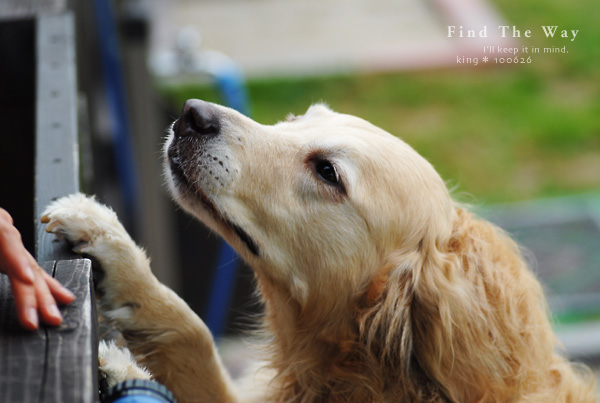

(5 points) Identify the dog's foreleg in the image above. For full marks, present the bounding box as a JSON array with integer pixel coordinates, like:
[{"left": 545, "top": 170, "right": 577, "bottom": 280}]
[{"left": 42, "top": 194, "right": 237, "bottom": 403}]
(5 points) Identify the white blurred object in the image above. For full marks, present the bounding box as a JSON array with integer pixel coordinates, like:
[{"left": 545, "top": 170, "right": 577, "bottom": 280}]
[{"left": 150, "top": 26, "right": 241, "bottom": 78}]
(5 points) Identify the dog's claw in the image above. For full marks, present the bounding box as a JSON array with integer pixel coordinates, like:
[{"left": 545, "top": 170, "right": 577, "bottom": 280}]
[{"left": 45, "top": 220, "right": 60, "bottom": 233}]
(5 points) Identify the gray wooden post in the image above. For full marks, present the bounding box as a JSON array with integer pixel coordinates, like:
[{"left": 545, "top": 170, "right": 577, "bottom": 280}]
[{"left": 0, "top": 11, "right": 99, "bottom": 403}]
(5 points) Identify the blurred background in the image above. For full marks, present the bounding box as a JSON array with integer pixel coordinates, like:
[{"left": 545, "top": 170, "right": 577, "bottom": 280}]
[{"left": 1, "top": 0, "right": 598, "bottom": 381}]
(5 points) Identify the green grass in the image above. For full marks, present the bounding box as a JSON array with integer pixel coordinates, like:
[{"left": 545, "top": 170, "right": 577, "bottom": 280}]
[
  {"left": 553, "top": 311, "right": 600, "bottom": 328},
  {"left": 159, "top": 0, "right": 600, "bottom": 204}
]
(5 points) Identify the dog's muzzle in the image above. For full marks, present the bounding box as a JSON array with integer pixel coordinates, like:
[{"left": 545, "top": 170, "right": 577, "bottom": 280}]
[
  {"left": 168, "top": 99, "right": 222, "bottom": 185},
  {"left": 167, "top": 100, "right": 261, "bottom": 257}
]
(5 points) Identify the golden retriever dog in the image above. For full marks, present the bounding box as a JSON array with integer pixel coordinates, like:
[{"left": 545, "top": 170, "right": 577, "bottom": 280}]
[{"left": 42, "top": 100, "right": 597, "bottom": 402}]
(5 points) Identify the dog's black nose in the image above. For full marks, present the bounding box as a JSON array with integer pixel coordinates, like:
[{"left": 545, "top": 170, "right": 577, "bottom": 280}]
[{"left": 173, "top": 99, "right": 221, "bottom": 138}]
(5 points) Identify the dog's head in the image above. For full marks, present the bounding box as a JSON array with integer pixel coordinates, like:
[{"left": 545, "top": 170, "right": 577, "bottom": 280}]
[
  {"left": 164, "top": 101, "right": 574, "bottom": 401},
  {"left": 164, "top": 100, "right": 454, "bottom": 304}
]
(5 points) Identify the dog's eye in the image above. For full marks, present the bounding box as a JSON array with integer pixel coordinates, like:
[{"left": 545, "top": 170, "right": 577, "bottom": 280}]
[{"left": 316, "top": 160, "right": 339, "bottom": 184}]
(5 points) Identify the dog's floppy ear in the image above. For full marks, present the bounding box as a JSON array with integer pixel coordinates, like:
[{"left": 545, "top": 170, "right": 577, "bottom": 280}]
[
  {"left": 356, "top": 208, "right": 560, "bottom": 401},
  {"left": 355, "top": 247, "right": 449, "bottom": 401}
]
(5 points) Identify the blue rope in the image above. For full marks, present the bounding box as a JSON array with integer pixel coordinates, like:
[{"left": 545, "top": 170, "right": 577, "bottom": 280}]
[{"left": 93, "top": 0, "right": 139, "bottom": 224}]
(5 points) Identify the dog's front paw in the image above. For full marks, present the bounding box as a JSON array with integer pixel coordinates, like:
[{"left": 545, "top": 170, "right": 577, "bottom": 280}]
[
  {"left": 99, "top": 340, "right": 152, "bottom": 388},
  {"left": 41, "top": 193, "right": 127, "bottom": 256}
]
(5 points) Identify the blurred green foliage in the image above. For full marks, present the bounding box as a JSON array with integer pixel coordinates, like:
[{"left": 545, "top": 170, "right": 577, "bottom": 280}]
[{"left": 160, "top": 0, "right": 600, "bottom": 203}]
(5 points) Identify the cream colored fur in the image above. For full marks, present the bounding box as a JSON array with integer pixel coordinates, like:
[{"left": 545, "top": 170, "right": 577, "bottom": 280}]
[
  {"left": 98, "top": 340, "right": 152, "bottom": 387},
  {"left": 42, "top": 103, "right": 597, "bottom": 402}
]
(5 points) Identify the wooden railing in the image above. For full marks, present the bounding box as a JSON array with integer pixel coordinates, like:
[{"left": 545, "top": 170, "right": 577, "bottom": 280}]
[{"left": 0, "top": 12, "right": 98, "bottom": 403}]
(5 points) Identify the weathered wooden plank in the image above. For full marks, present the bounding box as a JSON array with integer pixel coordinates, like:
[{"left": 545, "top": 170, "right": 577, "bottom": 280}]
[
  {"left": 0, "top": 262, "right": 53, "bottom": 402},
  {"left": 0, "top": 260, "right": 97, "bottom": 403},
  {"left": 42, "top": 259, "right": 98, "bottom": 403},
  {"left": 1, "top": 11, "right": 98, "bottom": 403},
  {"left": 35, "top": 12, "right": 80, "bottom": 263}
]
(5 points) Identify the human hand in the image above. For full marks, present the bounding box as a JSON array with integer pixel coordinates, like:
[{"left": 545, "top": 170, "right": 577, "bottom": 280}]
[{"left": 0, "top": 208, "right": 76, "bottom": 330}]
